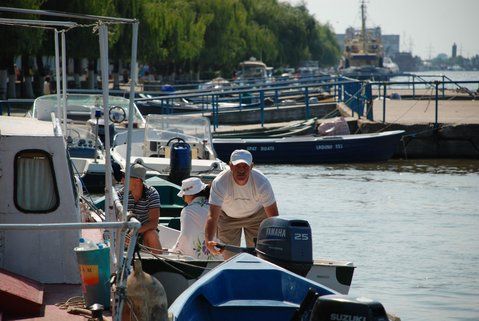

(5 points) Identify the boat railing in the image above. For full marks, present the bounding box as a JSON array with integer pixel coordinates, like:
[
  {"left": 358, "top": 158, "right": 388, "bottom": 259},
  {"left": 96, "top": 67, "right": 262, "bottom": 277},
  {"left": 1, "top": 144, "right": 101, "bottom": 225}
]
[{"left": 0, "top": 219, "right": 141, "bottom": 321}]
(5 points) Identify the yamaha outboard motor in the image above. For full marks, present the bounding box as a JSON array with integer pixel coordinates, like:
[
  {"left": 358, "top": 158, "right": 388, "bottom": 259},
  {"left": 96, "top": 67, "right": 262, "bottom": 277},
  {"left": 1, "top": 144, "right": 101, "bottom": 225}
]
[
  {"left": 255, "top": 217, "right": 313, "bottom": 276},
  {"left": 309, "top": 295, "right": 389, "bottom": 321},
  {"left": 168, "top": 138, "right": 191, "bottom": 186}
]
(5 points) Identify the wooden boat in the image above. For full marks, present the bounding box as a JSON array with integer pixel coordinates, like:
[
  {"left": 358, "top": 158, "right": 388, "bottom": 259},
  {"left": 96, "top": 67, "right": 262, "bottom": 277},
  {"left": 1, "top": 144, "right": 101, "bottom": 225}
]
[
  {"left": 212, "top": 118, "right": 317, "bottom": 139},
  {"left": 213, "top": 130, "right": 405, "bottom": 164}
]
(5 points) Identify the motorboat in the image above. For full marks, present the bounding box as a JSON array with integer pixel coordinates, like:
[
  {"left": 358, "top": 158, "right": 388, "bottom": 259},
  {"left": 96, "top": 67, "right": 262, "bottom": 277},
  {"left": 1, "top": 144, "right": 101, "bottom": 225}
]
[
  {"left": 139, "top": 217, "right": 355, "bottom": 306},
  {"left": 111, "top": 114, "right": 227, "bottom": 185},
  {"left": 168, "top": 253, "right": 387, "bottom": 321},
  {"left": 30, "top": 94, "right": 146, "bottom": 192},
  {"left": 213, "top": 130, "right": 405, "bottom": 164}
]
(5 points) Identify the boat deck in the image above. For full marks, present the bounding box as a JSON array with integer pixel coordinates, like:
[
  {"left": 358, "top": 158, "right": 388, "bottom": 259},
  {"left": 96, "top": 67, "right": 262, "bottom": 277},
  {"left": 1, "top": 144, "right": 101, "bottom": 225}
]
[{"left": 5, "top": 284, "right": 112, "bottom": 321}]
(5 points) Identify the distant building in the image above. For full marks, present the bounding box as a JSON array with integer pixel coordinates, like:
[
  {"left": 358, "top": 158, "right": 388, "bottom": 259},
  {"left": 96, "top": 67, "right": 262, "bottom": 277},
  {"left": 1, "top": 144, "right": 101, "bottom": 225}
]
[
  {"left": 392, "top": 52, "right": 419, "bottom": 72},
  {"left": 452, "top": 43, "right": 457, "bottom": 58},
  {"left": 335, "top": 33, "right": 400, "bottom": 57}
]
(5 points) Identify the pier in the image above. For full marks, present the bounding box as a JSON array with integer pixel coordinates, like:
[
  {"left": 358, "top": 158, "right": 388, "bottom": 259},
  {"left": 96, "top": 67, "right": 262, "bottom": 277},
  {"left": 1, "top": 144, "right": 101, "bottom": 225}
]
[{"left": 1, "top": 75, "right": 478, "bottom": 159}]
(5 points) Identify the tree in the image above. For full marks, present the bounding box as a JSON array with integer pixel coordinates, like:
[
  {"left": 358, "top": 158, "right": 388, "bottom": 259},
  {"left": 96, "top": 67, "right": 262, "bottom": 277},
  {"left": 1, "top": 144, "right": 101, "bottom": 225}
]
[{"left": 0, "top": 0, "right": 45, "bottom": 99}]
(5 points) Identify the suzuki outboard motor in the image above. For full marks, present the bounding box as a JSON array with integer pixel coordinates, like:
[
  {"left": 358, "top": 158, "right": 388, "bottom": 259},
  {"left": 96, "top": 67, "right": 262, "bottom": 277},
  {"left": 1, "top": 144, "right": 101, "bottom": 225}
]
[
  {"left": 310, "top": 295, "right": 388, "bottom": 321},
  {"left": 168, "top": 139, "right": 191, "bottom": 185},
  {"left": 255, "top": 217, "right": 313, "bottom": 276}
]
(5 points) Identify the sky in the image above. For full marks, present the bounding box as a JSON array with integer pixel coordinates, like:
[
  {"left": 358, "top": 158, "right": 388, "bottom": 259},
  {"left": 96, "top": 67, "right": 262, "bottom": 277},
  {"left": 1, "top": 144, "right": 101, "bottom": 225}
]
[{"left": 286, "top": 0, "right": 479, "bottom": 59}]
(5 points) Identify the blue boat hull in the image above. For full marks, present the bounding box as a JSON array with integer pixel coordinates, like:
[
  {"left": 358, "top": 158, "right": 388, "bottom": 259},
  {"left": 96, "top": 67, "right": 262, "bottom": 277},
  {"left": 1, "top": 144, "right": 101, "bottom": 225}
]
[
  {"left": 169, "top": 253, "right": 335, "bottom": 321},
  {"left": 213, "top": 130, "right": 404, "bottom": 164}
]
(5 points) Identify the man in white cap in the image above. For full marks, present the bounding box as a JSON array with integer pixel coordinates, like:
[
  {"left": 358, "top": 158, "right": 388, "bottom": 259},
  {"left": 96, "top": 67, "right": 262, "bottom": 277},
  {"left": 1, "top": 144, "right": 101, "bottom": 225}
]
[
  {"left": 115, "top": 163, "right": 163, "bottom": 253},
  {"left": 205, "top": 149, "right": 278, "bottom": 259}
]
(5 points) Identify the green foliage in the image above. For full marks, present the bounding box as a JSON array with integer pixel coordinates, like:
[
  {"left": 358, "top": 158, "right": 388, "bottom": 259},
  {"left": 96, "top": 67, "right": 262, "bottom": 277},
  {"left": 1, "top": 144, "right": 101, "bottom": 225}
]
[
  {"left": 0, "top": 0, "right": 45, "bottom": 58},
  {"left": 1, "top": 0, "right": 342, "bottom": 76}
]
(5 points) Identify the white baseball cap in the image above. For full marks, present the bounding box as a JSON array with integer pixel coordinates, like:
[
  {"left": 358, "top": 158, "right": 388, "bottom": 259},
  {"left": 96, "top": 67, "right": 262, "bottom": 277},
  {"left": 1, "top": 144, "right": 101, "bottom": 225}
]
[
  {"left": 177, "top": 177, "right": 207, "bottom": 197},
  {"left": 230, "top": 149, "right": 253, "bottom": 166}
]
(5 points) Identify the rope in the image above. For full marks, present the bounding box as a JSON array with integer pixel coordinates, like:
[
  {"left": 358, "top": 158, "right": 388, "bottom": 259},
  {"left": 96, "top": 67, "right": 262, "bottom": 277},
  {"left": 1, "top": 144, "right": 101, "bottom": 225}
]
[
  {"left": 124, "top": 234, "right": 213, "bottom": 275},
  {"left": 55, "top": 296, "right": 85, "bottom": 310}
]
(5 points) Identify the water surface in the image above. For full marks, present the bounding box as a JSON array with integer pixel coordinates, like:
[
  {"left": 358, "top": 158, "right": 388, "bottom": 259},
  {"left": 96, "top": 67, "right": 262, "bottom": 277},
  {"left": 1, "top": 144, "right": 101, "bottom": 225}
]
[{"left": 257, "top": 159, "right": 479, "bottom": 321}]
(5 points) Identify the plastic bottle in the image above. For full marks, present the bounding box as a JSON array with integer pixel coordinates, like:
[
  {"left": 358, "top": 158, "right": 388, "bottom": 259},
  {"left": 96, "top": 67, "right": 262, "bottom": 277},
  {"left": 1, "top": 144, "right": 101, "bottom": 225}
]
[
  {"left": 79, "top": 237, "right": 98, "bottom": 250},
  {"left": 97, "top": 242, "right": 108, "bottom": 249}
]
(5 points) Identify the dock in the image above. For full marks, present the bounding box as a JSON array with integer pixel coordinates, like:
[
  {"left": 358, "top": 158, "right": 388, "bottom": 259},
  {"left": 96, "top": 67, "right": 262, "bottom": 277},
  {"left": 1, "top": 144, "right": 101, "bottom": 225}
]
[{"left": 338, "top": 98, "right": 479, "bottom": 158}]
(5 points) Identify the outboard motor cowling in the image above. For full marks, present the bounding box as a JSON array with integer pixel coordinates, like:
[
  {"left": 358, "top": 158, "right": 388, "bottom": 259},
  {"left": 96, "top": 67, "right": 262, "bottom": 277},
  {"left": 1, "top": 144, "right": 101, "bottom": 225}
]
[
  {"left": 310, "top": 295, "right": 388, "bottom": 321},
  {"left": 255, "top": 217, "right": 313, "bottom": 276},
  {"left": 168, "top": 140, "right": 191, "bottom": 185}
]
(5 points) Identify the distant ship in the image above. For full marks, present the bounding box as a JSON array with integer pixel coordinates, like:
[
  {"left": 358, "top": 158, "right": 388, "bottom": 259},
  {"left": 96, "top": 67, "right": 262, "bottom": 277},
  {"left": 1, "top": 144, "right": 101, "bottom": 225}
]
[{"left": 340, "top": 0, "right": 392, "bottom": 81}]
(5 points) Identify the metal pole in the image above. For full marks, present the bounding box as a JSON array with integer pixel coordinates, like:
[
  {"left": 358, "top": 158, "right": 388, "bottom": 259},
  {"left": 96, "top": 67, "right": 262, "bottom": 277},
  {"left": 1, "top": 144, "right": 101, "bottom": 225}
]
[
  {"left": 442, "top": 75, "right": 445, "bottom": 99},
  {"left": 54, "top": 29, "right": 61, "bottom": 122},
  {"left": 383, "top": 82, "right": 387, "bottom": 123},
  {"left": 305, "top": 86, "right": 310, "bottom": 119},
  {"left": 122, "top": 22, "right": 138, "bottom": 221},
  {"left": 260, "top": 90, "right": 264, "bottom": 127},
  {"left": 274, "top": 89, "right": 279, "bottom": 109},
  {"left": 434, "top": 81, "right": 439, "bottom": 128},
  {"left": 99, "top": 22, "right": 116, "bottom": 272},
  {"left": 61, "top": 31, "right": 68, "bottom": 135},
  {"left": 99, "top": 23, "right": 121, "bottom": 320},
  {"left": 412, "top": 75, "right": 416, "bottom": 99}
]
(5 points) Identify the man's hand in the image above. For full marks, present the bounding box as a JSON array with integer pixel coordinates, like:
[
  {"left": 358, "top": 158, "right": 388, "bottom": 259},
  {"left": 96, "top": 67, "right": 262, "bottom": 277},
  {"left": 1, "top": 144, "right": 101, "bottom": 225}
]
[{"left": 206, "top": 241, "right": 223, "bottom": 256}]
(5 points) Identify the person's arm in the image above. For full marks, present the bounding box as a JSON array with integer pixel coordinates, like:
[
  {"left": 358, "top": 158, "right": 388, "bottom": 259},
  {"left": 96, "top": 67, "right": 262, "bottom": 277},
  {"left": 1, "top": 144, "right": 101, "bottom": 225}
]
[
  {"left": 139, "top": 207, "right": 160, "bottom": 234},
  {"left": 205, "top": 204, "right": 222, "bottom": 255},
  {"left": 264, "top": 202, "right": 279, "bottom": 217}
]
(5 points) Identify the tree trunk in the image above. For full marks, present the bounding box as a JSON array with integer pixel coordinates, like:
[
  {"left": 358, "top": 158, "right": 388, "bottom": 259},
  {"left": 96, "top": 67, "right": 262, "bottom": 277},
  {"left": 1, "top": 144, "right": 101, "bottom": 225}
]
[
  {"left": 112, "top": 59, "right": 120, "bottom": 90},
  {"left": 87, "top": 58, "right": 95, "bottom": 89},
  {"left": 0, "top": 55, "right": 9, "bottom": 100},
  {"left": 73, "top": 58, "right": 82, "bottom": 89},
  {"left": 0, "top": 70, "right": 7, "bottom": 100},
  {"left": 34, "top": 55, "right": 46, "bottom": 96},
  {"left": 22, "top": 55, "right": 34, "bottom": 98},
  {"left": 7, "top": 60, "right": 16, "bottom": 98}
]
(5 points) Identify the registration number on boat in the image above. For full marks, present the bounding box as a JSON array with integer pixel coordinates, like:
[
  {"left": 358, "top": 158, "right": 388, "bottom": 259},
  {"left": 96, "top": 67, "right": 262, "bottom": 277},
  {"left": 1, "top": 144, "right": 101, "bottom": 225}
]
[
  {"left": 247, "top": 146, "right": 275, "bottom": 151},
  {"left": 315, "top": 144, "right": 343, "bottom": 150}
]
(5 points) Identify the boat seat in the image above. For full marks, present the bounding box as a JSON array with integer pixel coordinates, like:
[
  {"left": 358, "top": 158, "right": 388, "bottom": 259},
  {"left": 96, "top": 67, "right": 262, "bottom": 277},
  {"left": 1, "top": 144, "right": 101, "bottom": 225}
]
[{"left": 213, "top": 299, "right": 298, "bottom": 309}]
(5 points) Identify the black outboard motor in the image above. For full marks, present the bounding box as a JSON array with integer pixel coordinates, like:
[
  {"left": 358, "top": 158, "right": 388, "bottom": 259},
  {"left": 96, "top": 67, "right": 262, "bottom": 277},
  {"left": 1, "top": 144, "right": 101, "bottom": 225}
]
[
  {"left": 168, "top": 139, "right": 191, "bottom": 185},
  {"left": 255, "top": 217, "right": 313, "bottom": 277},
  {"left": 310, "top": 295, "right": 388, "bottom": 321}
]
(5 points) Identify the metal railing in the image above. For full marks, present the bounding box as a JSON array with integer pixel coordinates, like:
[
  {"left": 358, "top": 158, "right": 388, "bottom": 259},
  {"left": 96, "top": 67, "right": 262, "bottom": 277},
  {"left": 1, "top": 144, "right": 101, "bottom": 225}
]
[
  {"left": 0, "top": 219, "right": 141, "bottom": 320},
  {"left": 372, "top": 79, "right": 479, "bottom": 128}
]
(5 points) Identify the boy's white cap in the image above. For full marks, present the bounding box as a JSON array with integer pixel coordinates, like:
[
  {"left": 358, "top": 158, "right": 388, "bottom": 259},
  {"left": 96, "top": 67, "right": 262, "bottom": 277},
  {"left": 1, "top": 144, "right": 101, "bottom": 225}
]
[
  {"left": 230, "top": 149, "right": 253, "bottom": 166},
  {"left": 177, "top": 177, "right": 207, "bottom": 197}
]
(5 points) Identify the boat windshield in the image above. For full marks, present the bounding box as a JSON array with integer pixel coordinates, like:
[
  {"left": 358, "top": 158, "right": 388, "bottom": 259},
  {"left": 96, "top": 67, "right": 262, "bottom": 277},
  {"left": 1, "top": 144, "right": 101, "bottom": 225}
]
[
  {"left": 32, "top": 94, "right": 145, "bottom": 125},
  {"left": 144, "top": 114, "right": 213, "bottom": 146}
]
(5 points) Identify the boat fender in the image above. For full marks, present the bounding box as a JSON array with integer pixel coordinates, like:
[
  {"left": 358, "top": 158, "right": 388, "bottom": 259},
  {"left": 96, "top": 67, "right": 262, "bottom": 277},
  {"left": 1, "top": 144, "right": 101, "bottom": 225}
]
[{"left": 123, "top": 260, "right": 168, "bottom": 321}]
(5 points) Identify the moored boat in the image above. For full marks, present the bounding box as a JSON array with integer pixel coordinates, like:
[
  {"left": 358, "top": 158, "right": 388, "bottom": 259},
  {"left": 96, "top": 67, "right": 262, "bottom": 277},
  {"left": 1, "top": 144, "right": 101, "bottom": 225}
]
[
  {"left": 137, "top": 217, "right": 355, "bottom": 305},
  {"left": 31, "top": 94, "right": 146, "bottom": 193},
  {"left": 213, "top": 130, "right": 405, "bottom": 164},
  {"left": 340, "top": 0, "right": 391, "bottom": 81},
  {"left": 168, "top": 253, "right": 335, "bottom": 321},
  {"left": 111, "top": 114, "right": 227, "bottom": 185}
]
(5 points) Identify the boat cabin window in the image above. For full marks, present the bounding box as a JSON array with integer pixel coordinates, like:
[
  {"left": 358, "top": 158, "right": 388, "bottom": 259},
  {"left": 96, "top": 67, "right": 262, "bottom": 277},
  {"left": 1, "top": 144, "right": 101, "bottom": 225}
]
[{"left": 14, "top": 150, "right": 59, "bottom": 213}]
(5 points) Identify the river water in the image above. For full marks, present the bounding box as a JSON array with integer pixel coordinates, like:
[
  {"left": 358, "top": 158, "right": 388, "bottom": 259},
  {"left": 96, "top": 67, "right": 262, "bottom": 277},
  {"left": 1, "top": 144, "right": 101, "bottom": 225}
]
[{"left": 256, "top": 159, "right": 479, "bottom": 321}]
